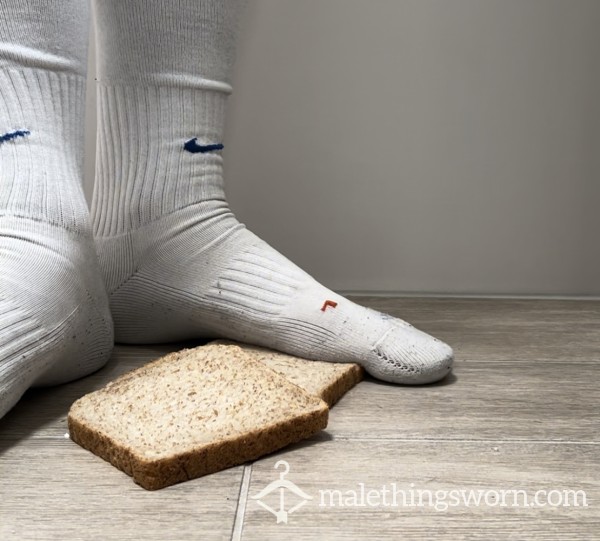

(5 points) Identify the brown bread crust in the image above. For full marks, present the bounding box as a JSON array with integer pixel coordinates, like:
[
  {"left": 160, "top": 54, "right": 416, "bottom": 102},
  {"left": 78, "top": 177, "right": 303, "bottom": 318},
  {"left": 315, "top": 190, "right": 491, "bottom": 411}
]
[{"left": 68, "top": 406, "right": 327, "bottom": 491}]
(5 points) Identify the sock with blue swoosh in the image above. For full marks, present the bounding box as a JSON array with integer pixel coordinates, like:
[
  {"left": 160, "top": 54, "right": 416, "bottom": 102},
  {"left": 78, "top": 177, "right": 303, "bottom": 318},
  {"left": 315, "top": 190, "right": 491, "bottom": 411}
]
[
  {"left": 90, "top": 0, "right": 453, "bottom": 384},
  {"left": 0, "top": 0, "right": 113, "bottom": 419}
]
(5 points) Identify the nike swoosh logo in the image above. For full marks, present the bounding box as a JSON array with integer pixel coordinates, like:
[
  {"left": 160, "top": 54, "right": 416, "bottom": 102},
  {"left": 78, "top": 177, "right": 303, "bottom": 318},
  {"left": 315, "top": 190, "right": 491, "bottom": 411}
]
[
  {"left": 0, "top": 129, "right": 30, "bottom": 145},
  {"left": 184, "top": 138, "right": 224, "bottom": 154}
]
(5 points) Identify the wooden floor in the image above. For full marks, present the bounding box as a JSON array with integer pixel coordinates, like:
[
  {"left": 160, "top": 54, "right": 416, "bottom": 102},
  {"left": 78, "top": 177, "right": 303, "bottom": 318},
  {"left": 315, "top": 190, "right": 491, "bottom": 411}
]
[{"left": 1, "top": 297, "right": 599, "bottom": 540}]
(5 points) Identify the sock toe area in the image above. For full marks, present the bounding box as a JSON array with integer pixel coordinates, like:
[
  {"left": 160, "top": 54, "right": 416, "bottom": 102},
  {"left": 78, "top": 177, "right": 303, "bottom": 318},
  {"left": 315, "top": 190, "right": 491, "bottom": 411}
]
[{"left": 365, "top": 323, "right": 454, "bottom": 385}]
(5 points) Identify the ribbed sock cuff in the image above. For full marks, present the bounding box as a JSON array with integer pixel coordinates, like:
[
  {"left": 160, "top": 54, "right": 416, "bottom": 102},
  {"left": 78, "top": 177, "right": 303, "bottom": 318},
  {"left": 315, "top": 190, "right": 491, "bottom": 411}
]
[
  {"left": 0, "top": 67, "right": 90, "bottom": 231},
  {"left": 92, "top": 83, "right": 229, "bottom": 237}
]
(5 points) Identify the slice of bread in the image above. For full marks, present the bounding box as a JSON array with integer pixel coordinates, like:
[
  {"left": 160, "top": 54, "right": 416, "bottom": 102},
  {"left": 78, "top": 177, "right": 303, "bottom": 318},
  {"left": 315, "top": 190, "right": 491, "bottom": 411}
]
[
  {"left": 68, "top": 344, "right": 328, "bottom": 490},
  {"left": 211, "top": 340, "right": 364, "bottom": 407}
]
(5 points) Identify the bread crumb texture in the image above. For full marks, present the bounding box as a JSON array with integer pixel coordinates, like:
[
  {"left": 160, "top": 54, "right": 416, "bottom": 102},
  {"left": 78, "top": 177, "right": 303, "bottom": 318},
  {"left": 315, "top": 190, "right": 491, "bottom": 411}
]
[
  {"left": 210, "top": 339, "right": 364, "bottom": 406},
  {"left": 68, "top": 344, "right": 328, "bottom": 490}
]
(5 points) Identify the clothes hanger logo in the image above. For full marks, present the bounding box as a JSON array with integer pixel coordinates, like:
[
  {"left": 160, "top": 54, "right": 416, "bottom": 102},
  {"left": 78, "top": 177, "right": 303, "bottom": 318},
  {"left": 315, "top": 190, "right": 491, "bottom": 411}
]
[{"left": 251, "top": 460, "right": 312, "bottom": 524}]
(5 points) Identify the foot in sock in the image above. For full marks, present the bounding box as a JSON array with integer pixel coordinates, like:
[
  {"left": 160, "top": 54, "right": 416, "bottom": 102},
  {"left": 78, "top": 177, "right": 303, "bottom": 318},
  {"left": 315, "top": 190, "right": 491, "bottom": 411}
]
[
  {"left": 0, "top": 0, "right": 113, "bottom": 419},
  {"left": 0, "top": 214, "right": 114, "bottom": 418},
  {"left": 95, "top": 204, "right": 452, "bottom": 384},
  {"left": 91, "top": 0, "right": 453, "bottom": 384},
  {"left": 90, "top": 87, "right": 452, "bottom": 384}
]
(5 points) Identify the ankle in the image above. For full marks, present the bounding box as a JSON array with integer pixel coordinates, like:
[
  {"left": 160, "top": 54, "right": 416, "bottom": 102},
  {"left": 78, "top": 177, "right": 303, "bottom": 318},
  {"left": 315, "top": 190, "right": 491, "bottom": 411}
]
[{"left": 92, "top": 194, "right": 236, "bottom": 238}]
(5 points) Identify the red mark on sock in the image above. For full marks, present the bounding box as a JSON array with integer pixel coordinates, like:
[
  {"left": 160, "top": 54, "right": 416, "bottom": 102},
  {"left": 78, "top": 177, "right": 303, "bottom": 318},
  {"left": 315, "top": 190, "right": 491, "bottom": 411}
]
[{"left": 321, "top": 300, "right": 338, "bottom": 312}]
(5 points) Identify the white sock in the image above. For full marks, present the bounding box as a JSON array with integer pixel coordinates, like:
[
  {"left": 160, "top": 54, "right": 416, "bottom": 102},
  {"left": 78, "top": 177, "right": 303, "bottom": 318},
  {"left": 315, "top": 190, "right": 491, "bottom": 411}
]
[
  {"left": 91, "top": 0, "right": 453, "bottom": 384},
  {"left": 0, "top": 0, "right": 113, "bottom": 419}
]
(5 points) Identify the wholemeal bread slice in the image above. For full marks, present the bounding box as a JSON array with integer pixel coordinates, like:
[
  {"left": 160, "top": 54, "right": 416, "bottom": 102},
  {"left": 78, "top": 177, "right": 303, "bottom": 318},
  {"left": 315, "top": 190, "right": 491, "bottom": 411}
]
[
  {"left": 211, "top": 340, "right": 364, "bottom": 407},
  {"left": 68, "top": 344, "right": 328, "bottom": 490}
]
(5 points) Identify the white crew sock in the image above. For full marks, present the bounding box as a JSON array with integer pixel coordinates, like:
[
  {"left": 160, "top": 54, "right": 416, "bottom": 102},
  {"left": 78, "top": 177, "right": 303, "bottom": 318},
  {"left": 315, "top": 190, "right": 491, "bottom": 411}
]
[
  {"left": 91, "top": 0, "right": 453, "bottom": 384},
  {"left": 0, "top": 0, "right": 113, "bottom": 419}
]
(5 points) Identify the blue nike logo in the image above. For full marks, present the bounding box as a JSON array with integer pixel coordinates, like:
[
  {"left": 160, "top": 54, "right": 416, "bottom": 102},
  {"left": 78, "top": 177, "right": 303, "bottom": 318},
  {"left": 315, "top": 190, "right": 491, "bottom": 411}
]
[
  {"left": 184, "top": 138, "right": 224, "bottom": 154},
  {"left": 0, "top": 129, "right": 30, "bottom": 145}
]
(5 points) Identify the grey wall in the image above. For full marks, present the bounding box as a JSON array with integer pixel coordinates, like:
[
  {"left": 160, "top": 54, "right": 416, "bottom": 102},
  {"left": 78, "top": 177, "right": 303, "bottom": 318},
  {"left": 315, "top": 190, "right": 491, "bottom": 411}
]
[{"left": 84, "top": 0, "right": 600, "bottom": 296}]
